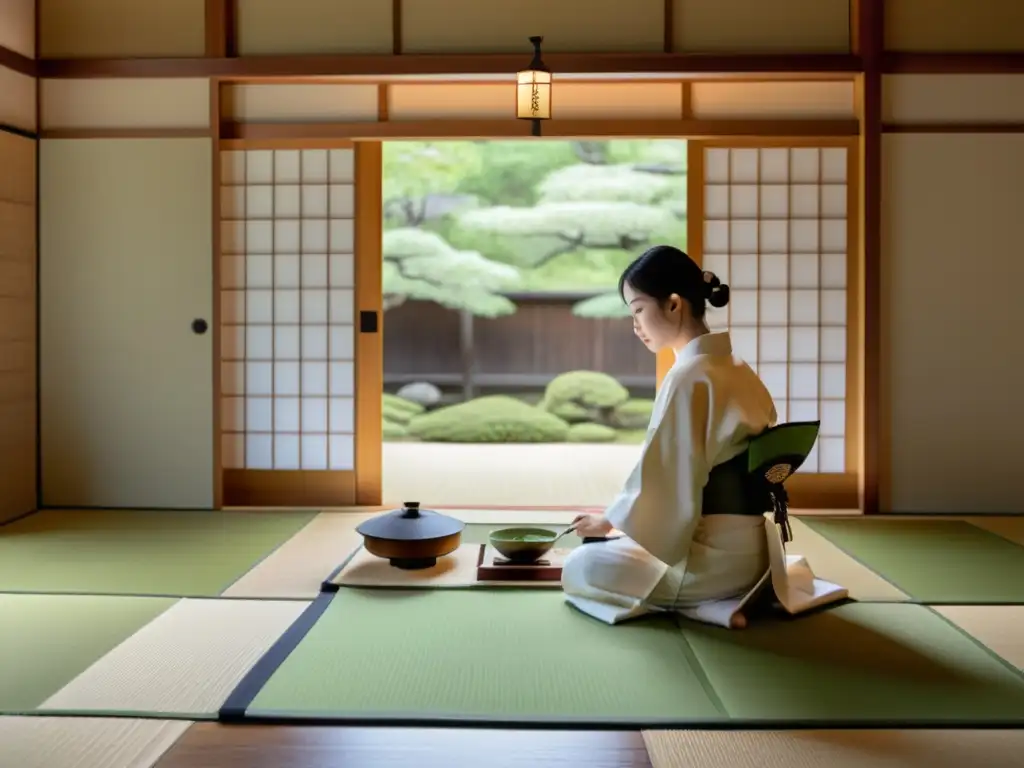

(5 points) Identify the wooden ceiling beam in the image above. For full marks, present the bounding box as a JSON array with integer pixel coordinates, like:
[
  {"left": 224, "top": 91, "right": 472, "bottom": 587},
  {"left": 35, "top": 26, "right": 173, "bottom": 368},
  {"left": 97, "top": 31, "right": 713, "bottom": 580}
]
[
  {"left": 884, "top": 52, "right": 1024, "bottom": 74},
  {"left": 37, "top": 52, "right": 863, "bottom": 79},
  {"left": 220, "top": 118, "right": 861, "bottom": 142},
  {"left": 34, "top": 52, "right": 1024, "bottom": 81}
]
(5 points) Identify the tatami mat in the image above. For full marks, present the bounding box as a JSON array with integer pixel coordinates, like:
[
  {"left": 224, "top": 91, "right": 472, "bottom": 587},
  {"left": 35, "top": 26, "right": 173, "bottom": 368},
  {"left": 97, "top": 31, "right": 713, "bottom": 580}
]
[
  {"left": 240, "top": 590, "right": 1024, "bottom": 727},
  {"left": 934, "top": 605, "right": 1024, "bottom": 672},
  {"left": 222, "top": 513, "right": 374, "bottom": 599},
  {"left": 801, "top": 517, "right": 1024, "bottom": 603},
  {"left": 643, "top": 729, "right": 1024, "bottom": 768},
  {"left": 0, "top": 509, "right": 316, "bottom": 597},
  {"left": 788, "top": 518, "right": 909, "bottom": 602},
  {"left": 246, "top": 588, "right": 724, "bottom": 724},
  {"left": 0, "top": 717, "right": 191, "bottom": 768},
  {"left": 679, "top": 602, "right": 1024, "bottom": 723},
  {"left": 970, "top": 516, "right": 1024, "bottom": 547},
  {"left": 39, "top": 598, "right": 308, "bottom": 718},
  {"left": 0, "top": 594, "right": 176, "bottom": 714}
]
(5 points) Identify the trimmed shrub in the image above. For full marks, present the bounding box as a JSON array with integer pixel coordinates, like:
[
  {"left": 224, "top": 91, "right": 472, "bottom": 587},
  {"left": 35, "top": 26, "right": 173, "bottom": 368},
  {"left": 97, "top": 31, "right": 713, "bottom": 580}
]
[
  {"left": 566, "top": 423, "right": 618, "bottom": 443},
  {"left": 407, "top": 395, "right": 570, "bottom": 443},
  {"left": 383, "top": 393, "right": 425, "bottom": 424},
  {"left": 547, "top": 400, "right": 592, "bottom": 424},
  {"left": 383, "top": 419, "right": 408, "bottom": 439},
  {"left": 542, "top": 370, "right": 630, "bottom": 412},
  {"left": 613, "top": 398, "right": 655, "bottom": 429}
]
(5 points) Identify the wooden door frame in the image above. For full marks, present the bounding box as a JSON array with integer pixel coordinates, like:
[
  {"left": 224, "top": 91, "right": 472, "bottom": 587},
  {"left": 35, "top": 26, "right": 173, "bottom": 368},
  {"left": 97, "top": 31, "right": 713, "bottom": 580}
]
[
  {"left": 210, "top": 118, "right": 867, "bottom": 512},
  {"left": 211, "top": 128, "right": 381, "bottom": 507},
  {"left": 353, "top": 141, "right": 383, "bottom": 505}
]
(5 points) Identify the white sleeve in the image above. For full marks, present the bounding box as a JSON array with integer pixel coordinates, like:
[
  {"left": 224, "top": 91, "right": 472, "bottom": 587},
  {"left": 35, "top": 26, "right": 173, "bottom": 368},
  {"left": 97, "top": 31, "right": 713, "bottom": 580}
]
[{"left": 604, "top": 379, "right": 712, "bottom": 566}]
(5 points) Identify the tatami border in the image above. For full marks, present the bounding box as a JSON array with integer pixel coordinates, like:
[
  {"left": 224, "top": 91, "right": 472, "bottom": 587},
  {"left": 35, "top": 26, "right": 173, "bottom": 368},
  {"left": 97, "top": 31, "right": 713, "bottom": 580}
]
[
  {"left": 799, "top": 518, "right": 1024, "bottom": 605},
  {"left": 218, "top": 590, "right": 337, "bottom": 721}
]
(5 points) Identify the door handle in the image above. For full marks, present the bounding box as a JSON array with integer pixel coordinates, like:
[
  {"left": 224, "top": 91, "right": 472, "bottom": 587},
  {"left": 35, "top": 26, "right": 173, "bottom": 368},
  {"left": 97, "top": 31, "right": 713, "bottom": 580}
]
[{"left": 359, "top": 310, "right": 379, "bottom": 334}]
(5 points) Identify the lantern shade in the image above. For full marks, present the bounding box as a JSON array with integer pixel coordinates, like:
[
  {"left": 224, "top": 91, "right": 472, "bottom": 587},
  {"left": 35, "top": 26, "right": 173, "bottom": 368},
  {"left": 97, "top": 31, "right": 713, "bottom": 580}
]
[{"left": 516, "top": 69, "right": 552, "bottom": 120}]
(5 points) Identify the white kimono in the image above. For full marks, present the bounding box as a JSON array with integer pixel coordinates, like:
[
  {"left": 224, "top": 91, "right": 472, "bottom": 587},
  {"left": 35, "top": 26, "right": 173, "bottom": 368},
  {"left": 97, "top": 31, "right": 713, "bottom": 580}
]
[{"left": 562, "top": 331, "right": 778, "bottom": 625}]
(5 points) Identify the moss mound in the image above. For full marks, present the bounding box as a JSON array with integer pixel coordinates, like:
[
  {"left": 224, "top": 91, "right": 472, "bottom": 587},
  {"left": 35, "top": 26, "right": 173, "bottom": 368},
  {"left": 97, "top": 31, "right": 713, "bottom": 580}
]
[
  {"left": 546, "top": 400, "right": 592, "bottom": 424},
  {"left": 566, "top": 423, "right": 619, "bottom": 443},
  {"left": 542, "top": 370, "right": 630, "bottom": 412},
  {"left": 383, "top": 393, "right": 425, "bottom": 424},
  {"left": 612, "top": 398, "right": 655, "bottom": 429},
  {"left": 407, "top": 395, "right": 570, "bottom": 443}
]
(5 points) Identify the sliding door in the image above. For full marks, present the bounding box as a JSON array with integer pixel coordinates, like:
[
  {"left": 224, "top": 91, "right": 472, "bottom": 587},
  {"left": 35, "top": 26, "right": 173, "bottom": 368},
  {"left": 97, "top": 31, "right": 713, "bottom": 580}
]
[
  {"left": 216, "top": 141, "right": 382, "bottom": 506},
  {"left": 658, "top": 140, "right": 860, "bottom": 509}
]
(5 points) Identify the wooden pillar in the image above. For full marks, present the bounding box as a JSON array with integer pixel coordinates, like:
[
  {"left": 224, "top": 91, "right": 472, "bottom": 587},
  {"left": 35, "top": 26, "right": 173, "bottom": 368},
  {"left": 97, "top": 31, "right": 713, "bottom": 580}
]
[
  {"left": 854, "top": 0, "right": 884, "bottom": 514},
  {"left": 205, "top": 0, "right": 237, "bottom": 58}
]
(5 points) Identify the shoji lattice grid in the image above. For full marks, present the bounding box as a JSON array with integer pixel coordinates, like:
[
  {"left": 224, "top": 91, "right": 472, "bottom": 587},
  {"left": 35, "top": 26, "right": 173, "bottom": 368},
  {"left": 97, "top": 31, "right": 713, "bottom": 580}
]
[
  {"left": 219, "top": 149, "right": 356, "bottom": 471},
  {"left": 702, "top": 147, "right": 848, "bottom": 473}
]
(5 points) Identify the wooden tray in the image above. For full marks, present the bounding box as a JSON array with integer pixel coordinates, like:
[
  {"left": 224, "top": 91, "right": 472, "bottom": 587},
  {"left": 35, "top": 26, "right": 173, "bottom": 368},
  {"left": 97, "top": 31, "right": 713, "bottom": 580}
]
[{"left": 476, "top": 545, "right": 567, "bottom": 582}]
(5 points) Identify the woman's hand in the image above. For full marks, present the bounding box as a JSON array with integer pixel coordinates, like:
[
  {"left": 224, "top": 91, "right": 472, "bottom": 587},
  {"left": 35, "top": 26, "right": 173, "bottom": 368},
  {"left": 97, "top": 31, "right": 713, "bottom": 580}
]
[{"left": 572, "top": 513, "right": 614, "bottom": 538}]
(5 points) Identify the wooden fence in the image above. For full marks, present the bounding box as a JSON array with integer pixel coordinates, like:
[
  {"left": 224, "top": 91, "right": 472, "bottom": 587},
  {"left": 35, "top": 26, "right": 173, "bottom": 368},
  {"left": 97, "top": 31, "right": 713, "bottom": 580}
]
[{"left": 383, "top": 293, "right": 657, "bottom": 396}]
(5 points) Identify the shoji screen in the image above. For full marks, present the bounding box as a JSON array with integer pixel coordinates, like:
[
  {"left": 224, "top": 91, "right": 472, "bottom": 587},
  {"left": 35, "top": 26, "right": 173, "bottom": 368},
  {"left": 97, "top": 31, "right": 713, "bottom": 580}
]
[
  {"left": 219, "top": 147, "right": 359, "bottom": 504},
  {"left": 697, "top": 144, "right": 857, "bottom": 478}
]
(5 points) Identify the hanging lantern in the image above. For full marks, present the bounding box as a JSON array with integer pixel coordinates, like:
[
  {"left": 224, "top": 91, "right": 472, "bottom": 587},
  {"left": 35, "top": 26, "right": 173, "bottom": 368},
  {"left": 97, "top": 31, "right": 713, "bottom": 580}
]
[{"left": 516, "top": 36, "right": 551, "bottom": 137}]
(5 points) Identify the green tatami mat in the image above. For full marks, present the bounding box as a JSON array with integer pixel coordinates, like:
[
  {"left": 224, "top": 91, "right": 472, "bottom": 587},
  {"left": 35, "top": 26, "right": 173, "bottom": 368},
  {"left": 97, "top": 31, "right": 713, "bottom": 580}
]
[
  {"left": 0, "top": 509, "right": 317, "bottom": 596},
  {"left": 246, "top": 588, "right": 722, "bottom": 726},
  {"left": 800, "top": 518, "right": 1024, "bottom": 603},
  {"left": 681, "top": 602, "right": 1024, "bottom": 724},
  {"left": 0, "top": 593, "right": 175, "bottom": 714},
  {"left": 462, "top": 524, "right": 582, "bottom": 550}
]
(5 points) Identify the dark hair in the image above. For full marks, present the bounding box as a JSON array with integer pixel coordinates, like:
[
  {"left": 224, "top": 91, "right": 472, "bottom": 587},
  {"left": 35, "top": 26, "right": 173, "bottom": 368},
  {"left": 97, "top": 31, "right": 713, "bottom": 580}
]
[{"left": 617, "top": 245, "right": 730, "bottom": 319}]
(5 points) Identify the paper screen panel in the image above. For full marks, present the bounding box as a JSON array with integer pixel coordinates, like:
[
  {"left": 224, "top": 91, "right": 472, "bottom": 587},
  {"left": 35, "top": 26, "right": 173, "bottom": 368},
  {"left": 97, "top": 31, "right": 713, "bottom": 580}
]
[
  {"left": 702, "top": 146, "right": 849, "bottom": 473},
  {"left": 885, "top": 0, "right": 1024, "bottom": 52},
  {"left": 672, "top": 0, "right": 850, "bottom": 53},
  {"left": 220, "top": 149, "right": 356, "bottom": 471},
  {"left": 40, "top": 0, "right": 206, "bottom": 58},
  {"left": 235, "top": 0, "right": 393, "bottom": 56},
  {"left": 400, "top": 0, "right": 664, "bottom": 54},
  {"left": 41, "top": 79, "right": 210, "bottom": 131},
  {"left": 882, "top": 75, "right": 1024, "bottom": 125},
  {"left": 225, "top": 84, "right": 380, "bottom": 124}
]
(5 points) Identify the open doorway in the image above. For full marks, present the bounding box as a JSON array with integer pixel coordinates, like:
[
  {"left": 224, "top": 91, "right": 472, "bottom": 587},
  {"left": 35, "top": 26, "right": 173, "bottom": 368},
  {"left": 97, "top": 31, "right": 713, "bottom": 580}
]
[{"left": 379, "top": 139, "right": 687, "bottom": 507}]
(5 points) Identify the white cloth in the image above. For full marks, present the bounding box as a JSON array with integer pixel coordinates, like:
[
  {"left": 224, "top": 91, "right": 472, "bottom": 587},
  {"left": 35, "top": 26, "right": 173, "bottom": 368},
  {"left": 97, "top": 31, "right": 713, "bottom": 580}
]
[
  {"left": 561, "top": 331, "right": 778, "bottom": 625},
  {"left": 562, "top": 515, "right": 769, "bottom": 624},
  {"left": 662, "top": 518, "right": 849, "bottom": 628}
]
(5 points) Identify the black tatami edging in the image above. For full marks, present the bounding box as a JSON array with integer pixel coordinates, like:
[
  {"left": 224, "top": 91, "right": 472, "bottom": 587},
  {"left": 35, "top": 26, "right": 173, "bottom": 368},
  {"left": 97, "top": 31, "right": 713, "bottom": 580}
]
[{"left": 218, "top": 590, "right": 337, "bottom": 721}]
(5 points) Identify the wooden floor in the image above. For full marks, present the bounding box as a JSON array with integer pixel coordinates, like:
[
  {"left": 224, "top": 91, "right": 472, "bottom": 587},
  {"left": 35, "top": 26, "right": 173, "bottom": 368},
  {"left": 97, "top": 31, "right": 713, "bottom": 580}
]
[{"left": 155, "top": 725, "right": 652, "bottom": 767}]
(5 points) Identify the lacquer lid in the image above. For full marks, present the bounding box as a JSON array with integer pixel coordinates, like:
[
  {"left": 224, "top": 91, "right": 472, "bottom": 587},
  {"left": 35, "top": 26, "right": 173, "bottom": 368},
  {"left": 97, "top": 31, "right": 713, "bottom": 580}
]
[{"left": 355, "top": 501, "right": 465, "bottom": 541}]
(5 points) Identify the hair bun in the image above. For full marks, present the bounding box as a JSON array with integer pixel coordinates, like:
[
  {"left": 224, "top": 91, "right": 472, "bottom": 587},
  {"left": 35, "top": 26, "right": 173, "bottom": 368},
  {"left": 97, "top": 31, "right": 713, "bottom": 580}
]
[
  {"left": 702, "top": 271, "right": 730, "bottom": 309},
  {"left": 708, "top": 283, "right": 730, "bottom": 308}
]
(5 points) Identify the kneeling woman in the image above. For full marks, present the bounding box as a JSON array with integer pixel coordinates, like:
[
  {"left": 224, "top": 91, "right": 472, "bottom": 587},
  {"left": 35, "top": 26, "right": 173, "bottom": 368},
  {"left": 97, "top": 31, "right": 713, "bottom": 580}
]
[{"left": 562, "top": 245, "right": 777, "bottom": 629}]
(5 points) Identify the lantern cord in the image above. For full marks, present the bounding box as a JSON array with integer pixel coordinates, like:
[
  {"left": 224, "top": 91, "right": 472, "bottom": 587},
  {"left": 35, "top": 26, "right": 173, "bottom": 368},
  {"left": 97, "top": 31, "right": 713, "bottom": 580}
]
[{"left": 528, "top": 36, "right": 546, "bottom": 71}]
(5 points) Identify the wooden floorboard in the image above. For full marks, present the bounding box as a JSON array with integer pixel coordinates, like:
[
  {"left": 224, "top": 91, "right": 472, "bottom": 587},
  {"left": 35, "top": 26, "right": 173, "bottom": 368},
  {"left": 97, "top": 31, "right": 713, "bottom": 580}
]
[{"left": 155, "top": 724, "right": 653, "bottom": 767}]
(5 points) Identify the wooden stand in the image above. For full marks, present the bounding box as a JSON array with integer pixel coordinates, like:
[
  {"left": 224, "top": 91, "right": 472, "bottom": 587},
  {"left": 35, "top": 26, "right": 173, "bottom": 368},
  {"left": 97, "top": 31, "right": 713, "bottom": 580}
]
[{"left": 475, "top": 545, "right": 566, "bottom": 582}]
